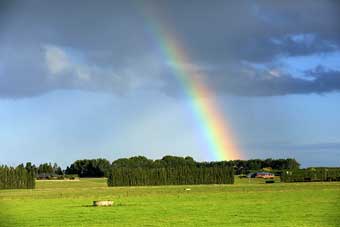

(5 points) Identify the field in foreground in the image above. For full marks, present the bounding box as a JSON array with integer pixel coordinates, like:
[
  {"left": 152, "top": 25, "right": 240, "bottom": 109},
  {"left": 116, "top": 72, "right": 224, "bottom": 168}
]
[{"left": 0, "top": 178, "right": 339, "bottom": 227}]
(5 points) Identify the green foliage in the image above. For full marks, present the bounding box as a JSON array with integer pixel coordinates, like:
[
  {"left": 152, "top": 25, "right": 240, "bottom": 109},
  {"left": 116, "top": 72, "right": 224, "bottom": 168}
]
[
  {"left": 107, "top": 156, "right": 300, "bottom": 186},
  {"left": 108, "top": 156, "right": 234, "bottom": 186},
  {"left": 281, "top": 168, "right": 340, "bottom": 182},
  {"left": 0, "top": 164, "right": 35, "bottom": 189},
  {"left": 65, "top": 158, "right": 111, "bottom": 177},
  {"left": 37, "top": 163, "right": 63, "bottom": 175}
]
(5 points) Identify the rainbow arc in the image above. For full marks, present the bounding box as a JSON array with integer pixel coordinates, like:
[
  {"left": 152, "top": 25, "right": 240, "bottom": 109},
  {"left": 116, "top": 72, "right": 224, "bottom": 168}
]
[{"left": 142, "top": 7, "right": 243, "bottom": 160}]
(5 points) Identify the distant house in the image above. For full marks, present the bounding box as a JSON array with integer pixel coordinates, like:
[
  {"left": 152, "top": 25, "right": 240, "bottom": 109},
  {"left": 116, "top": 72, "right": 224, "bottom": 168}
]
[{"left": 247, "top": 172, "right": 274, "bottom": 179}]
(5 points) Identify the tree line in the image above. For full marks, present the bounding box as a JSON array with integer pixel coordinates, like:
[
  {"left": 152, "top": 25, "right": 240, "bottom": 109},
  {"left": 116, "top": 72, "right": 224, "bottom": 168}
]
[
  {"left": 281, "top": 168, "right": 340, "bottom": 182},
  {"left": 64, "top": 156, "right": 300, "bottom": 178},
  {"left": 108, "top": 156, "right": 234, "bottom": 186},
  {"left": 1, "top": 157, "right": 301, "bottom": 179},
  {"left": 0, "top": 164, "right": 35, "bottom": 189},
  {"left": 7, "top": 162, "right": 64, "bottom": 176},
  {"left": 0, "top": 156, "right": 302, "bottom": 189},
  {"left": 231, "top": 158, "right": 300, "bottom": 175}
]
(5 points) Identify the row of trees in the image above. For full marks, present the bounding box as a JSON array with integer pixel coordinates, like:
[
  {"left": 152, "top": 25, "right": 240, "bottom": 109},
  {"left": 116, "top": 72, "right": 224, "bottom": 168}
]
[
  {"left": 12, "top": 162, "right": 64, "bottom": 176},
  {"left": 109, "top": 156, "right": 299, "bottom": 171},
  {"left": 281, "top": 168, "right": 340, "bottom": 182},
  {"left": 0, "top": 156, "right": 302, "bottom": 189},
  {"left": 0, "top": 165, "right": 35, "bottom": 189},
  {"left": 108, "top": 156, "right": 234, "bottom": 186},
  {"left": 32, "top": 156, "right": 301, "bottom": 178}
]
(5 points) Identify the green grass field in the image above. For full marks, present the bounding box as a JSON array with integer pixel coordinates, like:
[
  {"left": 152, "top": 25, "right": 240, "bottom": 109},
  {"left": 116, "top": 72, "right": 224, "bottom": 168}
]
[{"left": 1, "top": 178, "right": 339, "bottom": 227}]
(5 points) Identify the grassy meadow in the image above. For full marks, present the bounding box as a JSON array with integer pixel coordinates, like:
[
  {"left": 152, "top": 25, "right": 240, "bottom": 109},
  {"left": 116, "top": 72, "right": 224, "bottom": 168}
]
[{"left": 0, "top": 178, "right": 339, "bottom": 227}]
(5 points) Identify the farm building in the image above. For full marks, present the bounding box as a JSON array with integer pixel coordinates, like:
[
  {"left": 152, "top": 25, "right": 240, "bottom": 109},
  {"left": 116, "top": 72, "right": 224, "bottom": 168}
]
[{"left": 247, "top": 172, "right": 274, "bottom": 179}]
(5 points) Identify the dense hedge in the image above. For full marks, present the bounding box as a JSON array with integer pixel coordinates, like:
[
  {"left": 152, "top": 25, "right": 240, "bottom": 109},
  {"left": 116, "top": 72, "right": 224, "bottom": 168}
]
[
  {"left": 281, "top": 168, "right": 340, "bottom": 182},
  {"left": 107, "top": 156, "right": 234, "bottom": 186},
  {"left": 0, "top": 165, "right": 35, "bottom": 189}
]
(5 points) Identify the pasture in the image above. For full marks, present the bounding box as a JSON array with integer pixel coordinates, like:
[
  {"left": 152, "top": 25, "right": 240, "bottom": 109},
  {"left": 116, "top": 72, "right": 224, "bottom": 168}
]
[{"left": 0, "top": 178, "right": 339, "bottom": 227}]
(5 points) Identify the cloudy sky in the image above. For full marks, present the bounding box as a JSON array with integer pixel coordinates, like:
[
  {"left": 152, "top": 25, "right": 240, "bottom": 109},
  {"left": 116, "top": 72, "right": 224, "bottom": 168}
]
[{"left": 1, "top": 0, "right": 340, "bottom": 167}]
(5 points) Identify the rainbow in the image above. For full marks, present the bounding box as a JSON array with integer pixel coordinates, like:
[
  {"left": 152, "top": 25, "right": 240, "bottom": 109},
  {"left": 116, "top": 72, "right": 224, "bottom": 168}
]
[{"left": 142, "top": 9, "right": 242, "bottom": 161}]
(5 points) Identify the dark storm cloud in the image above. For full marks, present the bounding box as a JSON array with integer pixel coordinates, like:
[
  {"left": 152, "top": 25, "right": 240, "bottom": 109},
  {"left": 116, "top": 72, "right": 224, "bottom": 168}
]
[{"left": 0, "top": 0, "right": 340, "bottom": 98}]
